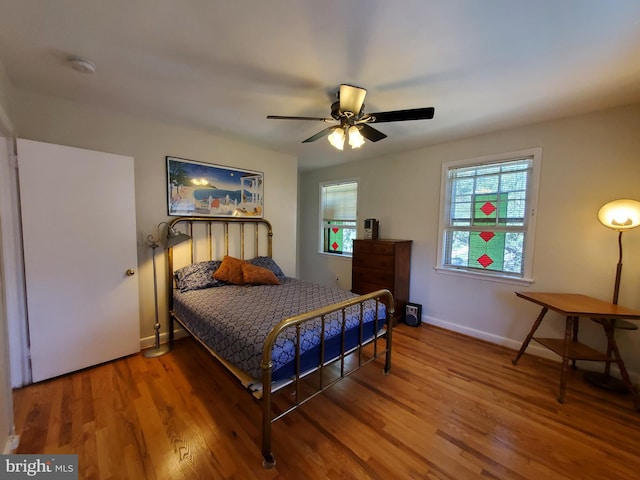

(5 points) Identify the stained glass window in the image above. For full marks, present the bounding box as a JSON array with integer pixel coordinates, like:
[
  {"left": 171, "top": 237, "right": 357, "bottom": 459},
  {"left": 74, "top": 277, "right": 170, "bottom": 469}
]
[{"left": 440, "top": 154, "right": 539, "bottom": 278}]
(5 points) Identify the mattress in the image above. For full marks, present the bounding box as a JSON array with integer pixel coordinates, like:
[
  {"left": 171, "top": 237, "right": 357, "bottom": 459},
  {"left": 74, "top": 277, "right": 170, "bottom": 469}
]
[{"left": 172, "top": 278, "right": 387, "bottom": 381}]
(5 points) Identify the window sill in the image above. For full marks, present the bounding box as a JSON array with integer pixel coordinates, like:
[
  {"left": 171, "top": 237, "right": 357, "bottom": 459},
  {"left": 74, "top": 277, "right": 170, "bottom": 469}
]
[
  {"left": 434, "top": 266, "right": 534, "bottom": 286},
  {"left": 317, "top": 251, "right": 353, "bottom": 259}
]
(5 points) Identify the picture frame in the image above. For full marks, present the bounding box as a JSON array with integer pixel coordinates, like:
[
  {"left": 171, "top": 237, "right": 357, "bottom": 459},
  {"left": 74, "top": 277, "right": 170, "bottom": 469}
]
[{"left": 167, "top": 156, "right": 264, "bottom": 218}]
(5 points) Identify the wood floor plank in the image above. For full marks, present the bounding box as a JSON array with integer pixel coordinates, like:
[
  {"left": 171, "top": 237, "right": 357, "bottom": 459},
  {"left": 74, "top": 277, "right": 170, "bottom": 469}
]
[{"left": 13, "top": 324, "right": 640, "bottom": 479}]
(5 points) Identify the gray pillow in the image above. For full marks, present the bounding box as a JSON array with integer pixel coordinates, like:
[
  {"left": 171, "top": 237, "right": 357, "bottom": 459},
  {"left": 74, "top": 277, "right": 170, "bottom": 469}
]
[
  {"left": 175, "top": 260, "right": 224, "bottom": 292},
  {"left": 248, "top": 256, "right": 286, "bottom": 280}
]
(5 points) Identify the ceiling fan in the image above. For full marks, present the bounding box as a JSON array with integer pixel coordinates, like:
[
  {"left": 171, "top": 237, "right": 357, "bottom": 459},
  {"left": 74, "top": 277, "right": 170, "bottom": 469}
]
[{"left": 267, "top": 84, "right": 435, "bottom": 150}]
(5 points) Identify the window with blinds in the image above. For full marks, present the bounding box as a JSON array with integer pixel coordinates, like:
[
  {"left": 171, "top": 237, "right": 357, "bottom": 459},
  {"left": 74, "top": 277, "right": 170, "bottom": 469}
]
[
  {"left": 437, "top": 149, "right": 541, "bottom": 283},
  {"left": 320, "top": 180, "right": 358, "bottom": 255}
]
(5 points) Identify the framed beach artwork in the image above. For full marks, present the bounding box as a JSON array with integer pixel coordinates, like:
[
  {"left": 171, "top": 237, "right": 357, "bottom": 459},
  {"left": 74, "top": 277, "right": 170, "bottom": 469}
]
[{"left": 167, "top": 156, "right": 264, "bottom": 218}]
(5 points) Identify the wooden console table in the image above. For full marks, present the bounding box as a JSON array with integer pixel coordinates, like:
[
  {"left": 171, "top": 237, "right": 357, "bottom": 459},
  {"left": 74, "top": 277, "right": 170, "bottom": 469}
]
[{"left": 512, "top": 291, "right": 640, "bottom": 409}]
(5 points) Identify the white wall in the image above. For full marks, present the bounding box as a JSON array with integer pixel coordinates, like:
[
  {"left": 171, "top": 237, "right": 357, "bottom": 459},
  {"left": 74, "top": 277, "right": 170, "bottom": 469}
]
[
  {"left": 10, "top": 89, "right": 298, "bottom": 356},
  {"left": 299, "top": 104, "right": 640, "bottom": 376}
]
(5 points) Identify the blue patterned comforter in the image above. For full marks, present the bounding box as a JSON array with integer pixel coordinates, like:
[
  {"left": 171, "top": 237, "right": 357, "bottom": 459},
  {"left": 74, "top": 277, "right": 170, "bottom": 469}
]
[{"left": 172, "top": 278, "right": 386, "bottom": 380}]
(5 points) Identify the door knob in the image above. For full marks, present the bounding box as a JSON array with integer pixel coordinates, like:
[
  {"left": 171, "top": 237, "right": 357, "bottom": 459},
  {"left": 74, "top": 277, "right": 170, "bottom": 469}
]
[{"left": 126, "top": 268, "right": 135, "bottom": 276}]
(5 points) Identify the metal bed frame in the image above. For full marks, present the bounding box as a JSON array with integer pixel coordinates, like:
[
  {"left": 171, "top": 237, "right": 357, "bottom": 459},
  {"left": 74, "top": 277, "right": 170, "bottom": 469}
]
[{"left": 166, "top": 217, "right": 394, "bottom": 467}]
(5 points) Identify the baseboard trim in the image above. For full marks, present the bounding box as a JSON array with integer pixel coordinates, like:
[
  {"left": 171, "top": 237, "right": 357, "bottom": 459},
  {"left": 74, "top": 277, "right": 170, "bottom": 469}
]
[
  {"left": 3, "top": 433, "right": 19, "bottom": 454},
  {"left": 139, "top": 328, "right": 189, "bottom": 350},
  {"left": 423, "top": 314, "right": 639, "bottom": 384}
]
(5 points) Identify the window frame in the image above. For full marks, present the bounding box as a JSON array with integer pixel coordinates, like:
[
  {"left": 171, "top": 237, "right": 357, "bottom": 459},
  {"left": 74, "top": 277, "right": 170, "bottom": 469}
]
[
  {"left": 435, "top": 148, "right": 542, "bottom": 285},
  {"left": 318, "top": 178, "right": 359, "bottom": 257}
]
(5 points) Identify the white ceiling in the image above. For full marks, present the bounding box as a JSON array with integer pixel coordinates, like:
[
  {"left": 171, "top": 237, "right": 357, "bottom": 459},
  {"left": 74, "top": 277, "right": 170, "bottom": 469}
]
[{"left": 1, "top": 1, "right": 640, "bottom": 170}]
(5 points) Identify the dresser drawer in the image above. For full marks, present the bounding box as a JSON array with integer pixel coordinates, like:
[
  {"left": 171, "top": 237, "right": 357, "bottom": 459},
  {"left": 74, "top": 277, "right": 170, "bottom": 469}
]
[
  {"left": 352, "top": 252, "right": 396, "bottom": 272},
  {"left": 352, "top": 267, "right": 396, "bottom": 291},
  {"left": 354, "top": 240, "right": 396, "bottom": 256},
  {"left": 352, "top": 279, "right": 395, "bottom": 295}
]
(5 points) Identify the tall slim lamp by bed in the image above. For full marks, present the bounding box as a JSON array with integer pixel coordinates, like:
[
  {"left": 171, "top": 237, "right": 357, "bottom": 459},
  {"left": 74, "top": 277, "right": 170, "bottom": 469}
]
[
  {"left": 584, "top": 199, "right": 640, "bottom": 389},
  {"left": 143, "top": 222, "right": 191, "bottom": 358}
]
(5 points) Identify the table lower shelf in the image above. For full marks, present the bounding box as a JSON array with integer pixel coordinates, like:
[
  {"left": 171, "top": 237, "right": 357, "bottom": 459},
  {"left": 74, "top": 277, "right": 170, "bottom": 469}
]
[{"left": 534, "top": 337, "right": 611, "bottom": 362}]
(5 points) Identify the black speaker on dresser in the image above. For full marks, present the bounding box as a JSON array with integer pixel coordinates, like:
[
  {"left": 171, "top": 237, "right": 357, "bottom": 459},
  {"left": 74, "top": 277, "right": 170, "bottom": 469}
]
[{"left": 404, "top": 303, "right": 422, "bottom": 327}]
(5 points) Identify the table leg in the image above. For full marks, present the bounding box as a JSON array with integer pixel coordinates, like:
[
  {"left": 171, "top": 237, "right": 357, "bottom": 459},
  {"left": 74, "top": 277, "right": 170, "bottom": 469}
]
[
  {"left": 512, "top": 306, "right": 548, "bottom": 365},
  {"left": 558, "top": 316, "right": 576, "bottom": 404},
  {"left": 571, "top": 317, "right": 579, "bottom": 369},
  {"left": 600, "top": 319, "right": 640, "bottom": 411},
  {"left": 602, "top": 319, "right": 615, "bottom": 376}
]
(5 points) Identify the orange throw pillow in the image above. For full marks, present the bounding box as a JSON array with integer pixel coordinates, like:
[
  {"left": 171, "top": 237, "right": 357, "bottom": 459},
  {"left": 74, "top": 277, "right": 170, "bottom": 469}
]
[
  {"left": 241, "top": 262, "right": 280, "bottom": 285},
  {"left": 213, "top": 256, "right": 245, "bottom": 285}
]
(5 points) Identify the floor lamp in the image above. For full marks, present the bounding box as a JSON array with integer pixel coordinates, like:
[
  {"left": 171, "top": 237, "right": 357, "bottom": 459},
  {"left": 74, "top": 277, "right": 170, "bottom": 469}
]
[
  {"left": 584, "top": 199, "right": 640, "bottom": 390},
  {"left": 143, "top": 222, "right": 191, "bottom": 358}
]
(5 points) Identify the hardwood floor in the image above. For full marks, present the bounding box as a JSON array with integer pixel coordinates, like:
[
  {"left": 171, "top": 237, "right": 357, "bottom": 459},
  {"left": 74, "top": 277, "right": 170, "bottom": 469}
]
[{"left": 13, "top": 324, "right": 640, "bottom": 479}]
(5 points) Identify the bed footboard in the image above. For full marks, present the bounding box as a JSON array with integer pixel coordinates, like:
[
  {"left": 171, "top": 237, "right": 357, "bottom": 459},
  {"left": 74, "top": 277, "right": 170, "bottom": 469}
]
[{"left": 259, "top": 288, "right": 394, "bottom": 468}]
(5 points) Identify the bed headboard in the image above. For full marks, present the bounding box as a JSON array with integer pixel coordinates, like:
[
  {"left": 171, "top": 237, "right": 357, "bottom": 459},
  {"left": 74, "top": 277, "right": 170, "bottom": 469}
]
[
  {"left": 166, "top": 217, "right": 274, "bottom": 310},
  {"left": 167, "top": 216, "right": 273, "bottom": 267}
]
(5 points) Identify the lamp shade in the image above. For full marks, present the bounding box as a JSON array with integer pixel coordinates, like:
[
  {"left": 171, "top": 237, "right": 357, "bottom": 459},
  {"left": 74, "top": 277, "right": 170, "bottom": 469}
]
[
  {"left": 166, "top": 226, "right": 191, "bottom": 248},
  {"left": 597, "top": 199, "right": 640, "bottom": 231},
  {"left": 348, "top": 126, "right": 365, "bottom": 148},
  {"left": 328, "top": 127, "right": 345, "bottom": 150},
  {"left": 339, "top": 84, "right": 367, "bottom": 114}
]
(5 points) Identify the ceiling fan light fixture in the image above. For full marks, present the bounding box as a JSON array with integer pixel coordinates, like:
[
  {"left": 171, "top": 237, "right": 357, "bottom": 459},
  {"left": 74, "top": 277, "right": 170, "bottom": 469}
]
[
  {"left": 267, "top": 83, "right": 435, "bottom": 148},
  {"left": 328, "top": 127, "right": 345, "bottom": 150},
  {"left": 348, "top": 126, "right": 365, "bottom": 149}
]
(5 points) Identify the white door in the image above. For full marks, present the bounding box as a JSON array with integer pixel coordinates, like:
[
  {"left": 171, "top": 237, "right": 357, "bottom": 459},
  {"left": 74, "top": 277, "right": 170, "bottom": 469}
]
[{"left": 18, "top": 139, "right": 140, "bottom": 382}]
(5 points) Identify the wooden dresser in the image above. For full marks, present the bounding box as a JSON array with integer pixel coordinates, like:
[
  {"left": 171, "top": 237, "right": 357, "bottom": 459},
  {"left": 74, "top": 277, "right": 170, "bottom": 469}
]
[{"left": 351, "top": 239, "right": 412, "bottom": 323}]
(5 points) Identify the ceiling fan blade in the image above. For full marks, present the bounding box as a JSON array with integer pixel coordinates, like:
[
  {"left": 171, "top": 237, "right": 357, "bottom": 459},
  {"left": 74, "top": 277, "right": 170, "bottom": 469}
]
[
  {"left": 368, "top": 107, "right": 435, "bottom": 123},
  {"left": 267, "top": 115, "right": 333, "bottom": 122},
  {"left": 302, "top": 126, "right": 336, "bottom": 143},
  {"left": 359, "top": 124, "right": 387, "bottom": 142},
  {"left": 339, "top": 84, "right": 367, "bottom": 114}
]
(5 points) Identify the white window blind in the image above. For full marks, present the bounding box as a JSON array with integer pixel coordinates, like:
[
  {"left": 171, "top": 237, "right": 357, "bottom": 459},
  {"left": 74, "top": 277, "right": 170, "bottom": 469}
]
[{"left": 322, "top": 182, "right": 358, "bottom": 221}]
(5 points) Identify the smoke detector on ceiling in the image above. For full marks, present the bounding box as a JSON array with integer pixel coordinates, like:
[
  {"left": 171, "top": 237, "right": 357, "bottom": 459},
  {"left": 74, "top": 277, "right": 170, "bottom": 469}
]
[{"left": 69, "top": 57, "right": 96, "bottom": 74}]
